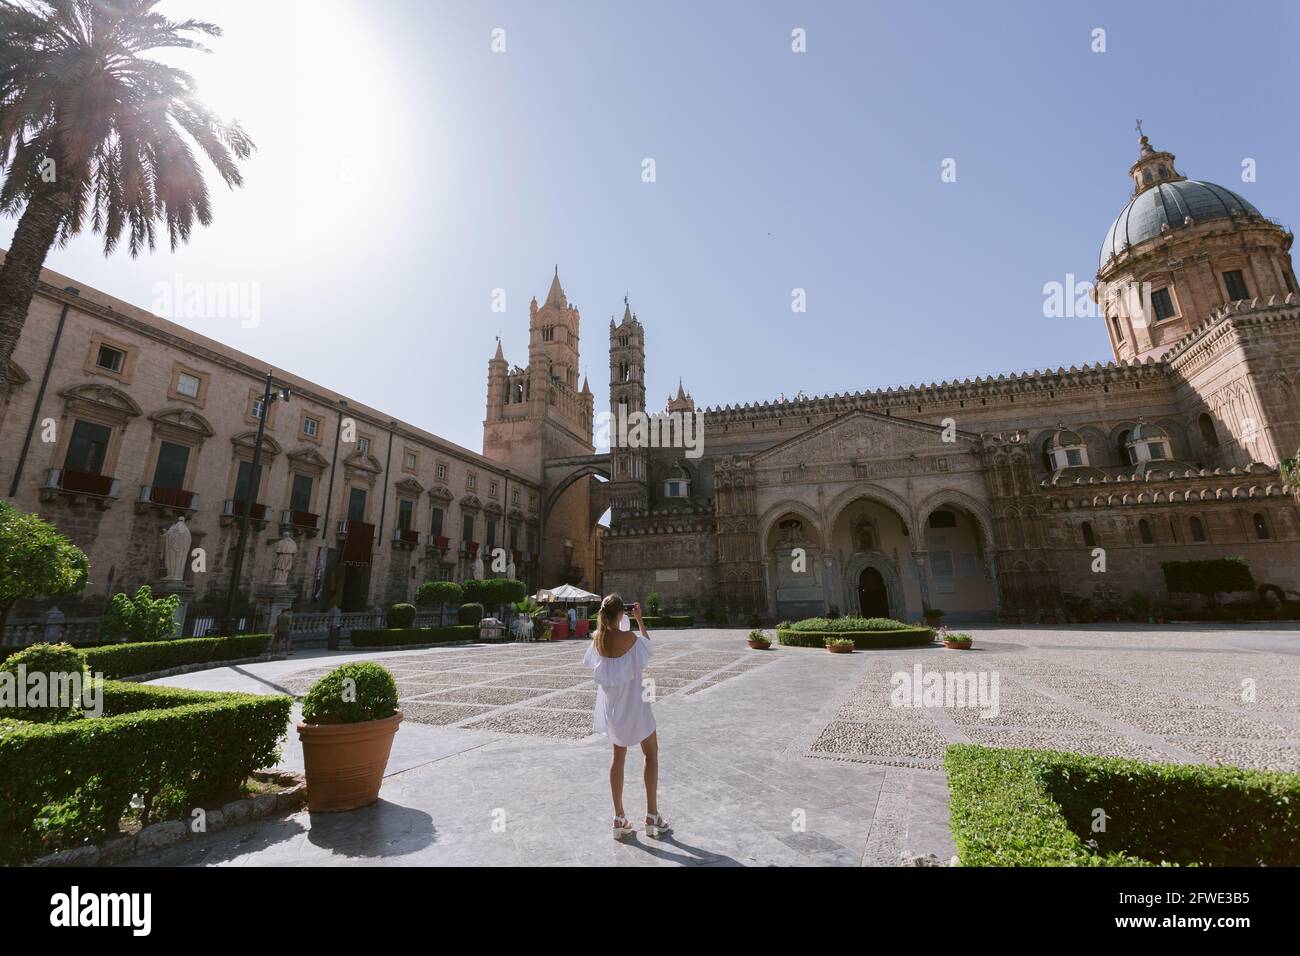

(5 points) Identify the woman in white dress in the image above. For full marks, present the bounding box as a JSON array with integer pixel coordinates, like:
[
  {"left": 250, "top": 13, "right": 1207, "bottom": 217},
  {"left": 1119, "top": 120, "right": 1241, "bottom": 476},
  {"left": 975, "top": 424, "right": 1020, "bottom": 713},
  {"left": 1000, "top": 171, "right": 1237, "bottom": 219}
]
[{"left": 583, "top": 593, "right": 670, "bottom": 840}]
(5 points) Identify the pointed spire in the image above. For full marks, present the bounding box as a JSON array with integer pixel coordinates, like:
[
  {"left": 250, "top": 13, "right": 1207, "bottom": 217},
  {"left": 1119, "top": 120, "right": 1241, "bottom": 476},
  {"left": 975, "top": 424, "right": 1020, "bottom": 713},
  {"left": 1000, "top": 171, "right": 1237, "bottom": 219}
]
[
  {"left": 622, "top": 295, "right": 633, "bottom": 324},
  {"left": 545, "top": 266, "right": 566, "bottom": 308},
  {"left": 675, "top": 378, "right": 687, "bottom": 401},
  {"left": 580, "top": 375, "right": 591, "bottom": 395},
  {"left": 491, "top": 336, "right": 505, "bottom": 362}
]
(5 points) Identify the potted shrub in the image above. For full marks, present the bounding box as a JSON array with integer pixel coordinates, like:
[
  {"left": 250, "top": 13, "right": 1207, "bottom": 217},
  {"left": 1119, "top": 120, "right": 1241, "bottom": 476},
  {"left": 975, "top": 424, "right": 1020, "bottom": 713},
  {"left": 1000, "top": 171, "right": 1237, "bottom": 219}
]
[
  {"left": 747, "top": 630, "right": 771, "bottom": 650},
  {"left": 297, "top": 662, "right": 402, "bottom": 812},
  {"left": 924, "top": 607, "right": 945, "bottom": 627},
  {"left": 825, "top": 637, "right": 854, "bottom": 654},
  {"left": 943, "top": 632, "right": 973, "bottom": 650}
]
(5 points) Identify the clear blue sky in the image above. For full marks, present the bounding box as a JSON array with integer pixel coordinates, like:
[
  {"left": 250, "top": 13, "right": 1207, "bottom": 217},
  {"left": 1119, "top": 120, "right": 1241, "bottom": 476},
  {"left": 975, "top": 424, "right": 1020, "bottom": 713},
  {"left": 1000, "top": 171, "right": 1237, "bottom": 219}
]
[{"left": 5, "top": 0, "right": 1297, "bottom": 452}]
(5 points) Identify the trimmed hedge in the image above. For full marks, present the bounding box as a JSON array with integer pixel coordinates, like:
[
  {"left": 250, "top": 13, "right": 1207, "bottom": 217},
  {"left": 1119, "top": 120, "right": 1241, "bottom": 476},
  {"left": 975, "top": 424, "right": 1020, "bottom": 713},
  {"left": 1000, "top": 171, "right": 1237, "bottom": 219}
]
[
  {"left": 386, "top": 603, "right": 416, "bottom": 628},
  {"left": 777, "top": 626, "right": 932, "bottom": 649},
  {"left": 349, "top": 625, "right": 478, "bottom": 648},
  {"left": 80, "top": 634, "right": 271, "bottom": 679},
  {"left": 785, "top": 616, "right": 909, "bottom": 632},
  {"left": 0, "top": 643, "right": 89, "bottom": 722},
  {"left": 945, "top": 744, "right": 1300, "bottom": 867},
  {"left": 0, "top": 680, "right": 292, "bottom": 864}
]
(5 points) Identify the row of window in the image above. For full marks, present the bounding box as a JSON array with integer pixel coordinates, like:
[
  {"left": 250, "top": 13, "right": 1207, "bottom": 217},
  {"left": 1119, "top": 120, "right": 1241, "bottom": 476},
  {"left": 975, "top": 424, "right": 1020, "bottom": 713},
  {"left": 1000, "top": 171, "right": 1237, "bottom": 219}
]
[
  {"left": 1110, "top": 269, "right": 1252, "bottom": 344},
  {"left": 389, "top": 492, "right": 537, "bottom": 553},
  {"left": 1079, "top": 512, "right": 1272, "bottom": 547}
]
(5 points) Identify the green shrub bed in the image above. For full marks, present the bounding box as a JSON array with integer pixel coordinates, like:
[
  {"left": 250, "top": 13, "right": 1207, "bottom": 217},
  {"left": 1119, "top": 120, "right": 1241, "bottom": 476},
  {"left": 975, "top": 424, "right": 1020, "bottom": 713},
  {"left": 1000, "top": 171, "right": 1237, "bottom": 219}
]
[
  {"left": 776, "top": 616, "right": 931, "bottom": 649},
  {"left": 349, "top": 625, "right": 479, "bottom": 648},
  {"left": 945, "top": 744, "right": 1300, "bottom": 867},
  {"left": 0, "top": 680, "right": 292, "bottom": 864},
  {"left": 80, "top": 634, "right": 271, "bottom": 679}
]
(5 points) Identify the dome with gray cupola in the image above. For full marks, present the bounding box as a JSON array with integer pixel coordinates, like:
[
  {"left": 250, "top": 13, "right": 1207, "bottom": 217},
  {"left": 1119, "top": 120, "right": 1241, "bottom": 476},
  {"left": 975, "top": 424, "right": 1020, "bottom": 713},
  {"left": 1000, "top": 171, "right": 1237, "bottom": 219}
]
[{"left": 1099, "top": 134, "right": 1262, "bottom": 269}]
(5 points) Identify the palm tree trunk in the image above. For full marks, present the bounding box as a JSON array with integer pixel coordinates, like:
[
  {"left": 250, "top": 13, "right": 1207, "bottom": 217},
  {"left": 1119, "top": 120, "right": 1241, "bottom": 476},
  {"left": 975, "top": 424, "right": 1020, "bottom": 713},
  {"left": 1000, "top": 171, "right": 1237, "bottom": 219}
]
[{"left": 0, "top": 185, "right": 72, "bottom": 391}]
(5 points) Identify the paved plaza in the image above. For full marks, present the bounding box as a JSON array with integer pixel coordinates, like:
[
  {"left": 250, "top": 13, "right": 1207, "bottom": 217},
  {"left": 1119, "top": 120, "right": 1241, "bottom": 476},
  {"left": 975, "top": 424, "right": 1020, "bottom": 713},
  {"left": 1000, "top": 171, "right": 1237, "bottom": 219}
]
[{"left": 127, "top": 625, "right": 1300, "bottom": 867}]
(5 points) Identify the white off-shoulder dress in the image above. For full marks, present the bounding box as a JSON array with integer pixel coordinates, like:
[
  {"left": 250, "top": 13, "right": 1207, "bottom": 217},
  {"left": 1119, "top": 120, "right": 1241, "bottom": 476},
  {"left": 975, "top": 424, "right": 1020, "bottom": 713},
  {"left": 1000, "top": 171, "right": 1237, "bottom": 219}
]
[{"left": 583, "top": 628, "right": 655, "bottom": 747}]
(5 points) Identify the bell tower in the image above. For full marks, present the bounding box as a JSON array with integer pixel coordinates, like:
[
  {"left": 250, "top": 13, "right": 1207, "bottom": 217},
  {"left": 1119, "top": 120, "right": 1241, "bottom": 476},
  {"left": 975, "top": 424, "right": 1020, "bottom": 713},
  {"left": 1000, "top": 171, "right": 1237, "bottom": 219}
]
[
  {"left": 608, "top": 299, "right": 649, "bottom": 514},
  {"left": 482, "top": 268, "right": 595, "bottom": 587}
]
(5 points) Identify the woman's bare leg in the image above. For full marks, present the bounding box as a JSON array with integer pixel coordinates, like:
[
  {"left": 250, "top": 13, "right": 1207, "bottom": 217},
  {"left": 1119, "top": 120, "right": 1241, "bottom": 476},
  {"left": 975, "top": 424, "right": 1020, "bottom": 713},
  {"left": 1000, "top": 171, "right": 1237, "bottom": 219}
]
[
  {"left": 640, "top": 732, "right": 659, "bottom": 816},
  {"left": 610, "top": 745, "right": 627, "bottom": 818}
]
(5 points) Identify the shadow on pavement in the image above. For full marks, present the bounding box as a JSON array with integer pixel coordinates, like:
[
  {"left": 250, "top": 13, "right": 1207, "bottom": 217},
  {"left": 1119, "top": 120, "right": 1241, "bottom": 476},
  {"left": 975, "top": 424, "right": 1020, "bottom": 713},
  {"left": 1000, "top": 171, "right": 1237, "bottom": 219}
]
[
  {"left": 305, "top": 800, "right": 437, "bottom": 859},
  {"left": 625, "top": 832, "right": 743, "bottom": 866}
]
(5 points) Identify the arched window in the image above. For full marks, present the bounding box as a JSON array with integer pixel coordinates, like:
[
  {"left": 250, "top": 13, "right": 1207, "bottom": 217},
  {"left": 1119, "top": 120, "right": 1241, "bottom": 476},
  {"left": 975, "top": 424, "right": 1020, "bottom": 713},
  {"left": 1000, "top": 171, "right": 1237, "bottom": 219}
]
[
  {"left": 929, "top": 510, "right": 957, "bottom": 529},
  {"left": 663, "top": 464, "right": 691, "bottom": 499},
  {"left": 1198, "top": 413, "right": 1219, "bottom": 450},
  {"left": 1253, "top": 513, "right": 1271, "bottom": 540},
  {"left": 1041, "top": 438, "right": 1054, "bottom": 472},
  {"left": 1138, "top": 518, "right": 1153, "bottom": 544},
  {"left": 1143, "top": 169, "right": 1153, "bottom": 184},
  {"left": 1081, "top": 521, "right": 1096, "bottom": 547},
  {"left": 1190, "top": 516, "right": 1206, "bottom": 542},
  {"left": 1117, "top": 429, "right": 1133, "bottom": 465}
]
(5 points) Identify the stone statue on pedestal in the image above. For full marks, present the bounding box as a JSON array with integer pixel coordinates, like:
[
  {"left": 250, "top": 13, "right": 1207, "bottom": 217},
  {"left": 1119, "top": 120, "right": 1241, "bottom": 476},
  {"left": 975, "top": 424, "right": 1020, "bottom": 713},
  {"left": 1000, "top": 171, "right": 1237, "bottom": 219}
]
[
  {"left": 472, "top": 550, "right": 485, "bottom": 580},
  {"left": 271, "top": 531, "right": 298, "bottom": 586},
  {"left": 162, "top": 517, "right": 190, "bottom": 581},
  {"left": 506, "top": 554, "right": 516, "bottom": 580}
]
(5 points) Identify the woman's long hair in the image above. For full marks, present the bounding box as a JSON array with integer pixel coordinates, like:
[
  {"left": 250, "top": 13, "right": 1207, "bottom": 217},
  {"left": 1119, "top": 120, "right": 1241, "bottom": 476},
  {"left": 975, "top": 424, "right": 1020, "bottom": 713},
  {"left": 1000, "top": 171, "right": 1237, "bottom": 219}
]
[{"left": 593, "top": 594, "right": 625, "bottom": 656}]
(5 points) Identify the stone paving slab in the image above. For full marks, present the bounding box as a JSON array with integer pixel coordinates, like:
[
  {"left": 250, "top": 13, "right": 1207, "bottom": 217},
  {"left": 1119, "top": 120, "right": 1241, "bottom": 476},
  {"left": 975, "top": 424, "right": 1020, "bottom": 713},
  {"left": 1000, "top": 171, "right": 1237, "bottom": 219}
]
[{"left": 125, "top": 625, "right": 1300, "bottom": 867}]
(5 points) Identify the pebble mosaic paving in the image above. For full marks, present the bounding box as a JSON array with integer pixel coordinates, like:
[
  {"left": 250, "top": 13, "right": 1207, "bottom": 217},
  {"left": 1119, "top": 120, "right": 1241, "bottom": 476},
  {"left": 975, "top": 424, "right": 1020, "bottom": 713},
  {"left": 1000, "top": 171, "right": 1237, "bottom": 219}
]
[{"left": 806, "top": 635, "right": 1300, "bottom": 772}]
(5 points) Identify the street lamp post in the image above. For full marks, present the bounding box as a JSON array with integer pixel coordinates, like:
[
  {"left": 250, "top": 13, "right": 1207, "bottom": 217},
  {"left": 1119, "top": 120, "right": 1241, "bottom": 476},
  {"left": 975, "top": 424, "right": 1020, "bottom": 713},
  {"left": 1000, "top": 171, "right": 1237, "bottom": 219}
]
[{"left": 223, "top": 369, "right": 291, "bottom": 630}]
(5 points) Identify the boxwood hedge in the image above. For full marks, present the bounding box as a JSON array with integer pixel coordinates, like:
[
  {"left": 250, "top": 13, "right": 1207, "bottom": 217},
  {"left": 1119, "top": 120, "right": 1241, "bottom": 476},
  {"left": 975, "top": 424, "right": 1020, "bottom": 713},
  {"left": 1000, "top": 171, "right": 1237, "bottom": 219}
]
[
  {"left": 775, "top": 616, "right": 931, "bottom": 649},
  {"left": 945, "top": 744, "right": 1300, "bottom": 867},
  {"left": 0, "top": 681, "right": 292, "bottom": 864},
  {"left": 80, "top": 634, "right": 271, "bottom": 679},
  {"left": 349, "top": 625, "right": 479, "bottom": 648}
]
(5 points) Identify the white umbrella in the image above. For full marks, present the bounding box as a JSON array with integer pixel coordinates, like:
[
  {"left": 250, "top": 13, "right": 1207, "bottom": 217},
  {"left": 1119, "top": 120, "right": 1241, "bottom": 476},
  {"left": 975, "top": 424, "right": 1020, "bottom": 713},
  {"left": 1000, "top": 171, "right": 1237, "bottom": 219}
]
[{"left": 546, "top": 584, "right": 601, "bottom": 603}]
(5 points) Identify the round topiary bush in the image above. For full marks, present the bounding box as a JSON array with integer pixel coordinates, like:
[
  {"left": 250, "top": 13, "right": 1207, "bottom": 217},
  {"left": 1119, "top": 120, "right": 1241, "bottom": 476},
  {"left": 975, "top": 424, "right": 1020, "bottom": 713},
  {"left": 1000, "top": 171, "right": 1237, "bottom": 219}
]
[
  {"left": 386, "top": 603, "right": 416, "bottom": 628},
  {"left": 459, "top": 603, "right": 482, "bottom": 627},
  {"left": 0, "top": 642, "right": 90, "bottom": 722},
  {"left": 301, "top": 662, "right": 398, "bottom": 725}
]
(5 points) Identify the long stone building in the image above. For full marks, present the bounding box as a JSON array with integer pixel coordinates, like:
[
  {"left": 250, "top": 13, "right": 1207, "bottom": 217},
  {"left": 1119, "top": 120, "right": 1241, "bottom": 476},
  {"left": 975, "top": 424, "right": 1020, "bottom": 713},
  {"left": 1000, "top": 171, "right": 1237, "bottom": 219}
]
[{"left": 0, "top": 259, "right": 604, "bottom": 624}]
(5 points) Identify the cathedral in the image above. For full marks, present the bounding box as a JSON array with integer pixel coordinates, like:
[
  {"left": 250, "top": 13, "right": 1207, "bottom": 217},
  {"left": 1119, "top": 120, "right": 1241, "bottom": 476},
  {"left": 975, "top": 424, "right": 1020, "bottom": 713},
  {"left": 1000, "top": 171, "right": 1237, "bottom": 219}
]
[{"left": 524, "top": 134, "right": 1300, "bottom": 623}]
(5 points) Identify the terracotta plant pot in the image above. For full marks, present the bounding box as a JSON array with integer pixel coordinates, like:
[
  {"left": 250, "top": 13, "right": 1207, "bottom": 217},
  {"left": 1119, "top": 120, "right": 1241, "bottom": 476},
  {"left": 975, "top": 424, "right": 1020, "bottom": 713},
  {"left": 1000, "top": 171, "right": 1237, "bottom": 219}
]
[
  {"left": 826, "top": 643, "right": 854, "bottom": 654},
  {"left": 944, "top": 640, "right": 972, "bottom": 650},
  {"left": 747, "top": 640, "right": 770, "bottom": 650},
  {"left": 297, "top": 711, "right": 403, "bottom": 812}
]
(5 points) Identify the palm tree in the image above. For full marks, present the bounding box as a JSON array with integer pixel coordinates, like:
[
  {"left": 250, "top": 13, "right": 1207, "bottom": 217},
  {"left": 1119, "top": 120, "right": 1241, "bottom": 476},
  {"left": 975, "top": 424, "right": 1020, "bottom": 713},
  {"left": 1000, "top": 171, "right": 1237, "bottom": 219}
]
[{"left": 0, "top": 0, "right": 254, "bottom": 390}]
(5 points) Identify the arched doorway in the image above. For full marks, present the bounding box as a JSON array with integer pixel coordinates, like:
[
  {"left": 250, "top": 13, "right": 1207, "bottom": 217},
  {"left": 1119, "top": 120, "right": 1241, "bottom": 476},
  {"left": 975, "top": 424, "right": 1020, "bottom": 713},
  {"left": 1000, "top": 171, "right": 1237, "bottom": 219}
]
[{"left": 858, "top": 567, "right": 889, "bottom": 617}]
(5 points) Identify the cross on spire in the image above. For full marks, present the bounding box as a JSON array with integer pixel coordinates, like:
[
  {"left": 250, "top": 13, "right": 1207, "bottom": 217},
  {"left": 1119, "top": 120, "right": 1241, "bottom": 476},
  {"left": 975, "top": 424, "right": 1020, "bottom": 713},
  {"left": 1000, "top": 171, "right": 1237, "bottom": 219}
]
[{"left": 1135, "top": 118, "right": 1144, "bottom": 136}]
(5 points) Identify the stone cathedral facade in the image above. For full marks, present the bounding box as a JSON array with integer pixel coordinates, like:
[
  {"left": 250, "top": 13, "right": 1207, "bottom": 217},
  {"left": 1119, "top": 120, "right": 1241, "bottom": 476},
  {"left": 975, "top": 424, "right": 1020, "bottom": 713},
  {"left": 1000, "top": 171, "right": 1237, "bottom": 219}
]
[
  {"left": 4, "top": 133, "right": 1299, "bottom": 626},
  {"left": 594, "top": 135, "right": 1300, "bottom": 622}
]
